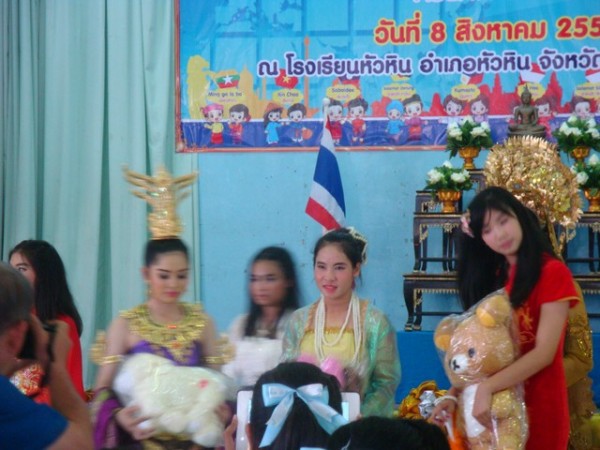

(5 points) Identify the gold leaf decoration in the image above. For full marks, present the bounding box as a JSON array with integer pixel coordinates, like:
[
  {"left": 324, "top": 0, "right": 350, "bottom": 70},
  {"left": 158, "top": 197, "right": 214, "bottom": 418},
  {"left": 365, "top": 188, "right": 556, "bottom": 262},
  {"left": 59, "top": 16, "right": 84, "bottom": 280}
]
[{"left": 484, "top": 136, "right": 582, "bottom": 253}]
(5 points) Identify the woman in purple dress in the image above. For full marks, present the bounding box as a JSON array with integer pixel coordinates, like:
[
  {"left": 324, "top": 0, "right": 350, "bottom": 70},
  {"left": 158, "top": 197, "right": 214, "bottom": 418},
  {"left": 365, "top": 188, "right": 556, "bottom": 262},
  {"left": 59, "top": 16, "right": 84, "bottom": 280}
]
[
  {"left": 91, "top": 238, "right": 227, "bottom": 449},
  {"left": 93, "top": 166, "right": 232, "bottom": 449}
]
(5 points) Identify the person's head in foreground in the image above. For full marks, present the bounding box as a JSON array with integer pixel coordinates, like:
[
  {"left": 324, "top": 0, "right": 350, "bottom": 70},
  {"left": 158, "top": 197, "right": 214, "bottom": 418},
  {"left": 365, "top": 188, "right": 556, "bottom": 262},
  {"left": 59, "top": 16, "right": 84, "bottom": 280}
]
[
  {"left": 327, "top": 416, "right": 450, "bottom": 450},
  {"left": 248, "top": 361, "right": 346, "bottom": 449}
]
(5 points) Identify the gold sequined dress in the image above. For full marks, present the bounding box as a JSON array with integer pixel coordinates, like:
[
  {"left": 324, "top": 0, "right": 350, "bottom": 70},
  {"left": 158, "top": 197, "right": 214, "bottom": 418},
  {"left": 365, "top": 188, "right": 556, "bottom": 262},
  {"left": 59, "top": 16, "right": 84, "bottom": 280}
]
[
  {"left": 565, "top": 297, "right": 597, "bottom": 450},
  {"left": 91, "top": 303, "right": 214, "bottom": 450}
]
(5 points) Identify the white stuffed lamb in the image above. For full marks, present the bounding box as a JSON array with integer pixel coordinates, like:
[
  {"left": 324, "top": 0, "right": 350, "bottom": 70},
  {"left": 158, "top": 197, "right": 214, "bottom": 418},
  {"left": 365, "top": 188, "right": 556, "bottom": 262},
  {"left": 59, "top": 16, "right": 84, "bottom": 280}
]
[{"left": 113, "top": 353, "right": 233, "bottom": 447}]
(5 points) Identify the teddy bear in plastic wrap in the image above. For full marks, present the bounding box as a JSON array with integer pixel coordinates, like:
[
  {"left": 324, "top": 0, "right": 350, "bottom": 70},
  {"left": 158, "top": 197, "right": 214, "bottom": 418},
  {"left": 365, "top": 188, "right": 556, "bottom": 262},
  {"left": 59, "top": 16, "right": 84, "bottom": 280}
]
[
  {"left": 433, "top": 291, "right": 527, "bottom": 450},
  {"left": 113, "top": 353, "right": 235, "bottom": 447}
]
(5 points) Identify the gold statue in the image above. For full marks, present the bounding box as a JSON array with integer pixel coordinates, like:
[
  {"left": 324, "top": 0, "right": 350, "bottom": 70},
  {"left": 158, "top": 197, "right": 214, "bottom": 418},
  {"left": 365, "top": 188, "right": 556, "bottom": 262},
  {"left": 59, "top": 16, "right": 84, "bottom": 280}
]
[
  {"left": 123, "top": 165, "right": 198, "bottom": 239},
  {"left": 507, "top": 85, "right": 547, "bottom": 138}
]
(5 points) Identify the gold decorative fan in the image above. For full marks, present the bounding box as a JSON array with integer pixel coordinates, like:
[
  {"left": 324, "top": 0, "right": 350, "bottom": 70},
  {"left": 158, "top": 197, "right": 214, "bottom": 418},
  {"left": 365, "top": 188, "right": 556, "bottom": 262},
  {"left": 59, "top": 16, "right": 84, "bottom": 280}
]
[{"left": 484, "top": 136, "right": 582, "bottom": 254}]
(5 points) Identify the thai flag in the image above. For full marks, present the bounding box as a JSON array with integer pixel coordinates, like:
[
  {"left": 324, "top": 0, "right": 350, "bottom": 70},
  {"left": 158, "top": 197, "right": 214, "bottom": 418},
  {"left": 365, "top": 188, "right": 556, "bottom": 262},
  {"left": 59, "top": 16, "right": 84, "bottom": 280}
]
[{"left": 305, "top": 116, "right": 346, "bottom": 230}]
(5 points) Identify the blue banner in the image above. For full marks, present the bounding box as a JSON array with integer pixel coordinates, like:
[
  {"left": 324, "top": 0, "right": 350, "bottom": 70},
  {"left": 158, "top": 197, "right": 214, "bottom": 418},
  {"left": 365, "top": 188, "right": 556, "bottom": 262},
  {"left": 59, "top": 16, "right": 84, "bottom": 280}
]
[{"left": 176, "top": 0, "right": 600, "bottom": 152}]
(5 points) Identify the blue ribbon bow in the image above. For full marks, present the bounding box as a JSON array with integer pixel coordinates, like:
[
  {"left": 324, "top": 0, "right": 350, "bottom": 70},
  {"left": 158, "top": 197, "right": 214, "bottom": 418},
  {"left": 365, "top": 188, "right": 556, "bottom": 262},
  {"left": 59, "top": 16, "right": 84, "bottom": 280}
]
[{"left": 259, "top": 383, "right": 348, "bottom": 447}]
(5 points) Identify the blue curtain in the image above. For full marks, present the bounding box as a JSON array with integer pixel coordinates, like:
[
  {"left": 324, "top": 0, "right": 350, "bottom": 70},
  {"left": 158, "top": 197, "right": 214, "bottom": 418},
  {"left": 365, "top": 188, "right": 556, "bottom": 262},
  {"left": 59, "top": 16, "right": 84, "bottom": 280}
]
[{"left": 1, "top": 0, "right": 200, "bottom": 387}]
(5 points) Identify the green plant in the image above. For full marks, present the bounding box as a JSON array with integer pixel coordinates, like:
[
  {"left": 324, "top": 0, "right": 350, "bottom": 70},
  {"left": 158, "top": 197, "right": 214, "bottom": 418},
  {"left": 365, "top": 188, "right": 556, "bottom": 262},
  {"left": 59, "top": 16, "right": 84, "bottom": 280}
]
[
  {"left": 572, "top": 154, "right": 600, "bottom": 195},
  {"left": 446, "top": 116, "right": 494, "bottom": 157},
  {"left": 425, "top": 160, "right": 473, "bottom": 192},
  {"left": 553, "top": 115, "right": 600, "bottom": 154}
]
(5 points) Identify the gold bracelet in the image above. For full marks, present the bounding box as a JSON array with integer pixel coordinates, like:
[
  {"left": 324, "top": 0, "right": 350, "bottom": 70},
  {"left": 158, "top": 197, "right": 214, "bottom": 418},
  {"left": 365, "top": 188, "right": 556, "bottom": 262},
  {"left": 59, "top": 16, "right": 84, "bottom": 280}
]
[
  {"left": 204, "top": 355, "right": 228, "bottom": 364},
  {"left": 100, "top": 354, "right": 123, "bottom": 366}
]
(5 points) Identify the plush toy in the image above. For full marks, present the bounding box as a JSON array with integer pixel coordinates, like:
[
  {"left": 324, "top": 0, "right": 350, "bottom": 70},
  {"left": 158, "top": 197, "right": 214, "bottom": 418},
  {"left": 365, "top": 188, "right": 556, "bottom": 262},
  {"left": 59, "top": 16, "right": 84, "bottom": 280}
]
[
  {"left": 297, "top": 354, "right": 346, "bottom": 388},
  {"left": 113, "top": 353, "right": 234, "bottom": 447},
  {"left": 433, "top": 291, "right": 527, "bottom": 450}
]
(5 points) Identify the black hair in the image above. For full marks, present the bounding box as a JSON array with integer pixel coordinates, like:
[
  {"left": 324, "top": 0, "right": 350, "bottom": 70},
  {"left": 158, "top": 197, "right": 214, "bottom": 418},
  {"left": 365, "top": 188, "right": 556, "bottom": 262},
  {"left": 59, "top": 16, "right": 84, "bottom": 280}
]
[
  {"left": 327, "top": 99, "right": 344, "bottom": 112},
  {"left": 457, "top": 186, "right": 555, "bottom": 310},
  {"left": 250, "top": 362, "right": 343, "bottom": 450},
  {"left": 244, "top": 246, "right": 300, "bottom": 338},
  {"left": 347, "top": 97, "right": 368, "bottom": 113},
  {"left": 313, "top": 228, "right": 367, "bottom": 269},
  {"left": 230, "top": 103, "right": 250, "bottom": 118},
  {"left": 327, "top": 417, "right": 450, "bottom": 450},
  {"left": 143, "top": 238, "right": 189, "bottom": 267},
  {"left": 287, "top": 103, "right": 307, "bottom": 117},
  {"left": 402, "top": 93, "right": 422, "bottom": 108},
  {"left": 0, "top": 263, "right": 33, "bottom": 333},
  {"left": 9, "top": 240, "right": 83, "bottom": 336}
]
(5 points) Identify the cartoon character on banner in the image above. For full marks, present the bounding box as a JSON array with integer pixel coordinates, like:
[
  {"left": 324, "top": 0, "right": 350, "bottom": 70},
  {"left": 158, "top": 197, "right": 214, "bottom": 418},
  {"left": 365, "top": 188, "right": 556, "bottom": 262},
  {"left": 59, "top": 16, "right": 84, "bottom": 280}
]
[
  {"left": 327, "top": 99, "right": 345, "bottom": 145},
  {"left": 442, "top": 95, "right": 465, "bottom": 125},
  {"left": 403, "top": 94, "right": 424, "bottom": 141},
  {"left": 287, "top": 103, "right": 311, "bottom": 144},
  {"left": 348, "top": 97, "right": 368, "bottom": 145},
  {"left": 263, "top": 102, "right": 285, "bottom": 145},
  {"left": 385, "top": 100, "right": 404, "bottom": 144},
  {"left": 228, "top": 103, "right": 250, "bottom": 145},
  {"left": 571, "top": 95, "right": 593, "bottom": 120},
  {"left": 202, "top": 103, "right": 225, "bottom": 146},
  {"left": 534, "top": 94, "right": 557, "bottom": 139},
  {"left": 470, "top": 94, "right": 490, "bottom": 124}
]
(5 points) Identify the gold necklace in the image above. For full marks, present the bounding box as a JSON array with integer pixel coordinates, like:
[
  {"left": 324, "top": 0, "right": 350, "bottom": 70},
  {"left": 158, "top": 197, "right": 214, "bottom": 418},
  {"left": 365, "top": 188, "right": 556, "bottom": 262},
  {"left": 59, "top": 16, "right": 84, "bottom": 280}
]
[{"left": 122, "top": 303, "right": 207, "bottom": 363}]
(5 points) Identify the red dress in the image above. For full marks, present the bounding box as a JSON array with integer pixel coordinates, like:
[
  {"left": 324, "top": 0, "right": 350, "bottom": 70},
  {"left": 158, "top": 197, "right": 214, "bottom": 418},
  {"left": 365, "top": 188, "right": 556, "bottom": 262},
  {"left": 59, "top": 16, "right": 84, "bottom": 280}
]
[
  {"left": 506, "top": 255, "right": 578, "bottom": 450},
  {"left": 11, "top": 314, "right": 85, "bottom": 403},
  {"left": 329, "top": 120, "right": 342, "bottom": 141}
]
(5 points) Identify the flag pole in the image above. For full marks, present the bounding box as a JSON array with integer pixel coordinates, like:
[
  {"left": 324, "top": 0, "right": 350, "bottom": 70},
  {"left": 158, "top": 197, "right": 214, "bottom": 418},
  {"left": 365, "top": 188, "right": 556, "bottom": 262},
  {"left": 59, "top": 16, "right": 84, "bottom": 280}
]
[{"left": 322, "top": 97, "right": 330, "bottom": 236}]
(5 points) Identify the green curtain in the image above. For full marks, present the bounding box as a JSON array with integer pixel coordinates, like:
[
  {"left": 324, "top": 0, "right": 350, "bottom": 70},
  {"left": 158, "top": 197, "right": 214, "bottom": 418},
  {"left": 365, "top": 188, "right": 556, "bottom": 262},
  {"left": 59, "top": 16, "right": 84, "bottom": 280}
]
[{"left": 1, "top": 0, "right": 200, "bottom": 387}]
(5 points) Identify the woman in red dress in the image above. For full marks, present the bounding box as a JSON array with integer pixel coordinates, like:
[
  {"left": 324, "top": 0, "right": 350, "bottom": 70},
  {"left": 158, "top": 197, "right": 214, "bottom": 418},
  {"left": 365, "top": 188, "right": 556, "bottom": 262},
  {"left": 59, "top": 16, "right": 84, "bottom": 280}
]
[
  {"left": 433, "top": 186, "right": 578, "bottom": 450},
  {"left": 9, "top": 240, "right": 85, "bottom": 402}
]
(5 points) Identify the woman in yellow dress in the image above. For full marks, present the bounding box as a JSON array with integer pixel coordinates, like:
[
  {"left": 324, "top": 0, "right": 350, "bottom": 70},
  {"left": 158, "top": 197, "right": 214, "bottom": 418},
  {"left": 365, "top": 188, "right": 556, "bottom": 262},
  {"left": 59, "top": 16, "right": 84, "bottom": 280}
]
[{"left": 281, "top": 227, "right": 401, "bottom": 417}]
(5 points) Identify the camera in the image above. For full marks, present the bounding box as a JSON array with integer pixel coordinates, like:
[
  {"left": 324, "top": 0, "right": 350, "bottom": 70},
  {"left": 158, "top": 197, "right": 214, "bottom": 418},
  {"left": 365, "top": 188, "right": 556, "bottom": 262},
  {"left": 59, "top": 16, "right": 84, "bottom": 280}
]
[{"left": 18, "top": 321, "right": 57, "bottom": 360}]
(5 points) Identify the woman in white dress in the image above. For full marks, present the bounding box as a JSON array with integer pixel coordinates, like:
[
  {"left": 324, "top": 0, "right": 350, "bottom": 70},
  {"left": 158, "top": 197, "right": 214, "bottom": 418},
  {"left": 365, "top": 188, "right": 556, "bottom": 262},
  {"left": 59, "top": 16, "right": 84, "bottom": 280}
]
[{"left": 222, "top": 246, "right": 300, "bottom": 387}]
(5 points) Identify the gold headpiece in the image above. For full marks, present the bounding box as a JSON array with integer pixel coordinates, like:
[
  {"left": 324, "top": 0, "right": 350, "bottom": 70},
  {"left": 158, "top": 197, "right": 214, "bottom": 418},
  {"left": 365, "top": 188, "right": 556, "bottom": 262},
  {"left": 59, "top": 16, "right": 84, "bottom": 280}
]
[
  {"left": 484, "top": 136, "right": 582, "bottom": 254},
  {"left": 123, "top": 165, "right": 198, "bottom": 239}
]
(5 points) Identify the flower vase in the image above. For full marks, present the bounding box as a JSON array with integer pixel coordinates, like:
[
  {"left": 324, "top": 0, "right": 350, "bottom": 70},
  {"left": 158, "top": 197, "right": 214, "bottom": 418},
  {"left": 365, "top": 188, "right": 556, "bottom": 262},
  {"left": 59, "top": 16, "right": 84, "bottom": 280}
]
[
  {"left": 458, "top": 146, "right": 480, "bottom": 170},
  {"left": 584, "top": 189, "right": 600, "bottom": 212},
  {"left": 436, "top": 189, "right": 462, "bottom": 213},
  {"left": 571, "top": 146, "right": 590, "bottom": 163}
]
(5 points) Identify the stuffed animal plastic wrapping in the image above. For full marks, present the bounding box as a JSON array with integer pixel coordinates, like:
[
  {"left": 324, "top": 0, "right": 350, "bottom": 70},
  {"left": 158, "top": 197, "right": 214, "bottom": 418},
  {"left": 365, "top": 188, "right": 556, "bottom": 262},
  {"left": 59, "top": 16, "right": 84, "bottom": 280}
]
[
  {"left": 433, "top": 290, "right": 528, "bottom": 450},
  {"left": 113, "top": 353, "right": 235, "bottom": 447}
]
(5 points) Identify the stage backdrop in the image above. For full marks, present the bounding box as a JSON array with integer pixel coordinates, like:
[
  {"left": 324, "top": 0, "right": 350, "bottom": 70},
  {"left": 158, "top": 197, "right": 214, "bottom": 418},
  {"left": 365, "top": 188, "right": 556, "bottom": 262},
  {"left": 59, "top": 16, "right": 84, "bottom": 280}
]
[{"left": 176, "top": 0, "right": 600, "bottom": 152}]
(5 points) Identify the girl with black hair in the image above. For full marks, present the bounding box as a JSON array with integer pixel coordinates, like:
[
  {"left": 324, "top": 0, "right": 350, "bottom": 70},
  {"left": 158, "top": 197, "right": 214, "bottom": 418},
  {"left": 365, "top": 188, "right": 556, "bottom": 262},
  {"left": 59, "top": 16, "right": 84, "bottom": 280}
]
[
  {"left": 92, "top": 238, "right": 230, "bottom": 449},
  {"left": 281, "top": 227, "right": 400, "bottom": 417},
  {"left": 247, "top": 362, "right": 345, "bottom": 450},
  {"left": 9, "top": 239, "right": 85, "bottom": 402},
  {"left": 222, "top": 246, "right": 300, "bottom": 387},
  {"left": 433, "top": 186, "right": 578, "bottom": 450}
]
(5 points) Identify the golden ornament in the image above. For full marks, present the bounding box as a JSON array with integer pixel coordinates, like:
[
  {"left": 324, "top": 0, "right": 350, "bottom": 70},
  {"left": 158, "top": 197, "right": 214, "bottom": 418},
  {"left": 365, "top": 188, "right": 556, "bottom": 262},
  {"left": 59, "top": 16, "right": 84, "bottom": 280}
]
[
  {"left": 484, "top": 136, "right": 582, "bottom": 254},
  {"left": 123, "top": 165, "right": 198, "bottom": 240}
]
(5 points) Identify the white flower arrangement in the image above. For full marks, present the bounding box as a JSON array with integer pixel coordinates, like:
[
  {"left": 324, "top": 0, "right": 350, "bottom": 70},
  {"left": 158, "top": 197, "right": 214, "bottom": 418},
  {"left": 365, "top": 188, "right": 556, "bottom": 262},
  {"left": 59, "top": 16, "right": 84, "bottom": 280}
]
[
  {"left": 553, "top": 115, "right": 600, "bottom": 154},
  {"left": 571, "top": 153, "right": 600, "bottom": 195},
  {"left": 446, "top": 116, "right": 494, "bottom": 157},
  {"left": 425, "top": 160, "right": 474, "bottom": 192}
]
